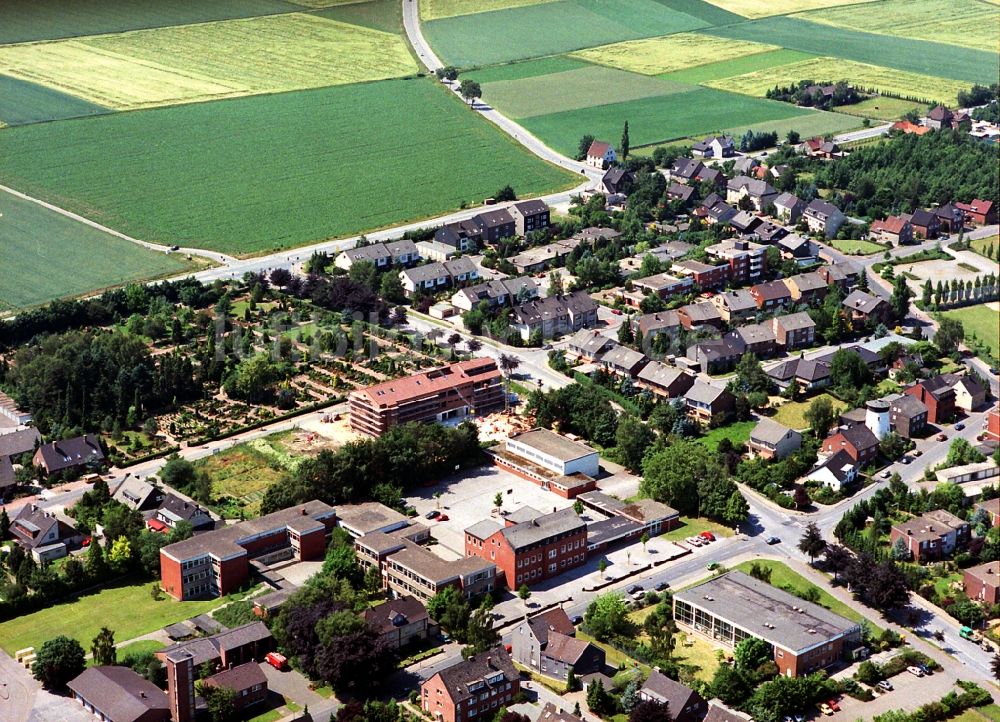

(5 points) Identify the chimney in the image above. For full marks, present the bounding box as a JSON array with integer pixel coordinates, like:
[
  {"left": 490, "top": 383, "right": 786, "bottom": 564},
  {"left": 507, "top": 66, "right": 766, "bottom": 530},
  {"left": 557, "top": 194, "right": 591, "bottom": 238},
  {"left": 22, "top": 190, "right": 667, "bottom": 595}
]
[{"left": 301, "top": 508, "right": 307, "bottom": 515}]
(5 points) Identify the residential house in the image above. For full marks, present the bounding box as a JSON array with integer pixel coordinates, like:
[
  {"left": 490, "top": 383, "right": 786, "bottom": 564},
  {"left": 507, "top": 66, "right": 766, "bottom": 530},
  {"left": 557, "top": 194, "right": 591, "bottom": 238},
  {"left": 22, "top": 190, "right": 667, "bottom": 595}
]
[
  {"left": 727, "top": 322, "right": 777, "bottom": 358},
  {"left": 889, "top": 394, "right": 928, "bottom": 438},
  {"left": 773, "top": 192, "right": 804, "bottom": 223},
  {"left": 684, "top": 382, "right": 736, "bottom": 423},
  {"left": 635, "top": 362, "right": 695, "bottom": 399},
  {"left": 784, "top": 272, "right": 827, "bottom": 305},
  {"left": 112, "top": 477, "right": 164, "bottom": 512},
  {"left": 511, "top": 608, "right": 604, "bottom": 682},
  {"left": 362, "top": 595, "right": 430, "bottom": 649},
  {"left": 750, "top": 280, "right": 793, "bottom": 312},
  {"left": 574, "top": 227, "right": 622, "bottom": 243},
  {"left": 821, "top": 424, "right": 879, "bottom": 464},
  {"left": 778, "top": 234, "right": 816, "bottom": 261},
  {"left": 667, "top": 182, "right": 696, "bottom": 204},
  {"left": 892, "top": 120, "right": 932, "bottom": 136},
  {"left": 728, "top": 209, "right": 762, "bottom": 235},
  {"left": 566, "top": 329, "right": 616, "bottom": 362},
  {"left": 152, "top": 494, "right": 213, "bottom": 532},
  {"left": 336, "top": 240, "right": 419, "bottom": 270},
  {"left": 451, "top": 277, "right": 538, "bottom": 312},
  {"left": 733, "top": 156, "right": 759, "bottom": 176},
  {"left": 419, "top": 240, "right": 461, "bottom": 262},
  {"left": 538, "top": 702, "right": 585, "bottom": 722},
  {"left": 806, "top": 450, "right": 858, "bottom": 492},
  {"left": 473, "top": 209, "right": 516, "bottom": 244},
  {"left": 870, "top": 216, "right": 913, "bottom": 246},
  {"left": 201, "top": 664, "right": 268, "bottom": 714},
  {"left": 712, "top": 289, "right": 757, "bottom": 324},
  {"left": 33, "top": 434, "right": 105, "bottom": 477},
  {"left": 766, "top": 357, "right": 830, "bottom": 393},
  {"left": 975, "top": 498, "right": 1000, "bottom": 528},
  {"left": 955, "top": 199, "right": 996, "bottom": 226},
  {"left": 726, "top": 176, "right": 777, "bottom": 212},
  {"left": 704, "top": 700, "right": 754, "bottom": 722},
  {"left": 599, "top": 167, "right": 634, "bottom": 196},
  {"left": 67, "top": 666, "right": 170, "bottom": 722},
  {"left": 586, "top": 141, "right": 616, "bottom": 168},
  {"left": 987, "top": 405, "right": 1000, "bottom": 443},
  {"left": 631, "top": 273, "right": 694, "bottom": 301},
  {"left": 678, "top": 302, "right": 723, "bottom": 331},
  {"left": 944, "top": 374, "right": 987, "bottom": 412},
  {"left": 772, "top": 312, "right": 816, "bottom": 350},
  {"left": 598, "top": 344, "right": 649, "bottom": 377},
  {"left": 672, "top": 259, "right": 731, "bottom": 289},
  {"left": 748, "top": 419, "right": 802, "bottom": 460},
  {"left": 904, "top": 376, "right": 957, "bottom": 424},
  {"left": 692, "top": 135, "right": 735, "bottom": 158},
  {"left": 803, "top": 200, "right": 845, "bottom": 238},
  {"left": 818, "top": 261, "right": 859, "bottom": 290},
  {"left": 0, "top": 426, "right": 41, "bottom": 467},
  {"left": 10, "top": 503, "right": 83, "bottom": 562},
  {"left": 932, "top": 203, "right": 965, "bottom": 233},
  {"left": 703, "top": 199, "right": 738, "bottom": 226},
  {"left": 421, "top": 649, "right": 519, "bottom": 722},
  {"left": 668, "top": 158, "right": 704, "bottom": 183},
  {"left": 636, "top": 310, "right": 683, "bottom": 343},
  {"left": 509, "top": 292, "right": 598, "bottom": 342},
  {"left": 435, "top": 219, "right": 483, "bottom": 253},
  {"left": 509, "top": 200, "right": 551, "bottom": 238},
  {"left": 399, "top": 258, "right": 479, "bottom": 297},
  {"left": 889, "top": 509, "right": 970, "bottom": 562},
  {"left": 924, "top": 105, "right": 969, "bottom": 130},
  {"left": 0, "top": 457, "right": 15, "bottom": 498},
  {"left": 639, "top": 670, "right": 707, "bottom": 722},
  {"left": 755, "top": 221, "right": 788, "bottom": 244},
  {"left": 903, "top": 209, "right": 939, "bottom": 240},
  {"left": 686, "top": 339, "right": 742, "bottom": 375},
  {"left": 705, "top": 239, "right": 766, "bottom": 283},
  {"left": 802, "top": 137, "right": 840, "bottom": 159},
  {"left": 842, "top": 290, "right": 889, "bottom": 326},
  {"left": 963, "top": 562, "right": 999, "bottom": 605}
]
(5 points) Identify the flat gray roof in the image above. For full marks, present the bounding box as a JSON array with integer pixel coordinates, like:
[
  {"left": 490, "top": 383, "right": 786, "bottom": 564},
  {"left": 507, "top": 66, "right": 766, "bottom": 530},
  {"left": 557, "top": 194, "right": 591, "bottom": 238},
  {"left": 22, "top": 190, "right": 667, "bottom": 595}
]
[
  {"left": 674, "top": 571, "right": 858, "bottom": 653},
  {"left": 507, "top": 428, "right": 597, "bottom": 463}
]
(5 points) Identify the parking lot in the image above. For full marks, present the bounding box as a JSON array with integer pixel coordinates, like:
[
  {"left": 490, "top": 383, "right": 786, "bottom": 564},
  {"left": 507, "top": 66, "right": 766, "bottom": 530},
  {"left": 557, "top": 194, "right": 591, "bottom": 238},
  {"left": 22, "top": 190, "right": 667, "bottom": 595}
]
[{"left": 830, "top": 658, "right": 963, "bottom": 720}]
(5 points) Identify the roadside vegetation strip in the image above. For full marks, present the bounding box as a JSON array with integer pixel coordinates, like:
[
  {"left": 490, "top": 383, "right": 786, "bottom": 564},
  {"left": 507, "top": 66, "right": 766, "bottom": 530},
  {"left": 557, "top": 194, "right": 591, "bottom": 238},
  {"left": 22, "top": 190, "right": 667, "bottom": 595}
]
[
  {"left": 420, "top": 0, "right": 558, "bottom": 20},
  {"left": 482, "top": 65, "right": 691, "bottom": 119},
  {"left": 422, "top": 0, "right": 708, "bottom": 68},
  {"left": 519, "top": 86, "right": 809, "bottom": 156},
  {"left": 697, "top": 0, "right": 876, "bottom": 18},
  {"left": 571, "top": 33, "right": 780, "bottom": 76},
  {"left": 659, "top": 48, "right": 815, "bottom": 85},
  {"left": 0, "top": 73, "right": 109, "bottom": 126},
  {"left": 0, "top": 79, "right": 577, "bottom": 255},
  {"left": 0, "top": 14, "right": 417, "bottom": 111},
  {"left": 701, "top": 16, "right": 998, "bottom": 85},
  {"left": 0, "top": 191, "right": 190, "bottom": 312},
  {"left": 463, "top": 56, "right": 589, "bottom": 84},
  {"left": 705, "top": 56, "right": 971, "bottom": 106},
  {"left": 794, "top": 0, "right": 1000, "bottom": 53}
]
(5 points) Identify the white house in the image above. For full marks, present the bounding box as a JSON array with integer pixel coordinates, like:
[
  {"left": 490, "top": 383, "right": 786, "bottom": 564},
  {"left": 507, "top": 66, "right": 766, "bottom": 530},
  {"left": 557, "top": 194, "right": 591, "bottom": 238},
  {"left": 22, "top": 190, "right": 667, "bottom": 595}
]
[
  {"left": 805, "top": 450, "right": 857, "bottom": 491},
  {"left": 803, "top": 200, "right": 845, "bottom": 238},
  {"left": 586, "top": 140, "right": 616, "bottom": 169}
]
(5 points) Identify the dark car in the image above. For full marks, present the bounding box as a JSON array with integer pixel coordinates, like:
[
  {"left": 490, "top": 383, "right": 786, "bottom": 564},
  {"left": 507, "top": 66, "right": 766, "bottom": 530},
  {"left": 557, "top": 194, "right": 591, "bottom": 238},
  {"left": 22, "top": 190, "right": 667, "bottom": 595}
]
[
  {"left": 425, "top": 510, "right": 440, "bottom": 520},
  {"left": 955, "top": 422, "right": 965, "bottom": 431},
  {"left": 765, "top": 536, "right": 781, "bottom": 545},
  {"left": 570, "top": 615, "right": 583, "bottom": 625},
  {"left": 654, "top": 581, "right": 669, "bottom": 591},
  {"left": 626, "top": 584, "right": 643, "bottom": 595}
]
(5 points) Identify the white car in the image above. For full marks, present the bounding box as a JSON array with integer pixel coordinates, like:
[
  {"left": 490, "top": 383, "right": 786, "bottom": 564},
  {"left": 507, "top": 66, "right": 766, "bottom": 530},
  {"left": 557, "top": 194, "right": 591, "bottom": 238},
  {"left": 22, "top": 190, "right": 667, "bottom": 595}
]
[
  {"left": 907, "top": 666, "right": 924, "bottom": 677},
  {"left": 686, "top": 536, "right": 704, "bottom": 546}
]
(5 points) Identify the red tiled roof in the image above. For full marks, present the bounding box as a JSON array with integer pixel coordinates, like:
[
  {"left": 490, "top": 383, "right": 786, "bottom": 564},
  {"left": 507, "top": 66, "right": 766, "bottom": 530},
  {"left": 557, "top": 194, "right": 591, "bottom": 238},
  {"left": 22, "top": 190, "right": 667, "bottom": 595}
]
[
  {"left": 587, "top": 140, "right": 611, "bottom": 158},
  {"left": 351, "top": 358, "right": 500, "bottom": 407},
  {"left": 872, "top": 215, "right": 908, "bottom": 234}
]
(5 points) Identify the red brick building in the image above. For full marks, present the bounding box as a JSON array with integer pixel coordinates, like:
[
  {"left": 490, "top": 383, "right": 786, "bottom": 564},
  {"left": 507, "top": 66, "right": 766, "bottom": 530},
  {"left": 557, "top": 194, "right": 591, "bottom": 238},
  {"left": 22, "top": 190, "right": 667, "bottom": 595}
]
[
  {"left": 349, "top": 358, "right": 504, "bottom": 437},
  {"left": 464, "top": 507, "right": 586, "bottom": 589},
  {"left": 963, "top": 562, "right": 999, "bottom": 605},
  {"left": 985, "top": 404, "right": 999, "bottom": 442},
  {"left": 904, "top": 377, "right": 957, "bottom": 425},
  {"left": 422, "top": 649, "right": 519, "bottom": 722},
  {"left": 889, "top": 509, "right": 970, "bottom": 562},
  {"left": 160, "top": 502, "right": 335, "bottom": 600},
  {"left": 955, "top": 199, "right": 996, "bottom": 226},
  {"left": 821, "top": 425, "right": 879, "bottom": 464}
]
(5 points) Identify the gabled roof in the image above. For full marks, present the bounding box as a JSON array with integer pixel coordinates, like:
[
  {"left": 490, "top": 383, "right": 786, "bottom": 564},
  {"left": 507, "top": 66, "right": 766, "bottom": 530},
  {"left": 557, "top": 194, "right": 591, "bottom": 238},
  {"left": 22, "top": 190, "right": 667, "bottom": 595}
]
[
  {"left": 812, "top": 449, "right": 857, "bottom": 483},
  {"left": 843, "top": 290, "right": 884, "bottom": 314},
  {"left": 727, "top": 175, "right": 776, "bottom": 198},
  {"left": 641, "top": 669, "right": 703, "bottom": 712},
  {"left": 832, "top": 423, "right": 879, "bottom": 451},
  {"left": 363, "top": 595, "right": 429, "bottom": 633},
  {"left": 431, "top": 648, "right": 518, "bottom": 705},
  {"left": 539, "top": 702, "right": 584, "bottom": 722},
  {"left": 204, "top": 662, "right": 267, "bottom": 694},
  {"left": 890, "top": 393, "right": 927, "bottom": 418},
  {"left": 805, "top": 199, "right": 840, "bottom": 218},
  {"left": 751, "top": 280, "right": 792, "bottom": 301},
  {"left": 774, "top": 192, "right": 802, "bottom": 209},
  {"left": 600, "top": 344, "right": 648, "bottom": 371},
  {"left": 637, "top": 311, "right": 681, "bottom": 336},
  {"left": 527, "top": 607, "right": 576, "bottom": 645},
  {"left": 685, "top": 381, "right": 732, "bottom": 406},
  {"left": 671, "top": 158, "right": 704, "bottom": 180},
  {"left": 474, "top": 208, "right": 515, "bottom": 229},
  {"left": 587, "top": 140, "right": 612, "bottom": 157},
  {"left": 872, "top": 215, "right": 909, "bottom": 235},
  {"left": 787, "top": 272, "right": 827, "bottom": 293},
  {"left": 751, "top": 418, "right": 799, "bottom": 445},
  {"left": 637, "top": 361, "right": 691, "bottom": 390},
  {"left": 67, "top": 666, "right": 169, "bottom": 722},
  {"left": 544, "top": 631, "right": 593, "bottom": 665},
  {"left": 908, "top": 208, "right": 936, "bottom": 227},
  {"left": 0, "top": 426, "right": 41, "bottom": 458},
  {"left": 927, "top": 105, "right": 952, "bottom": 121},
  {"left": 774, "top": 311, "right": 815, "bottom": 332},
  {"left": 567, "top": 329, "right": 616, "bottom": 357},
  {"left": 511, "top": 199, "right": 549, "bottom": 216},
  {"left": 35, "top": 434, "right": 105, "bottom": 472},
  {"left": 714, "top": 289, "right": 756, "bottom": 312}
]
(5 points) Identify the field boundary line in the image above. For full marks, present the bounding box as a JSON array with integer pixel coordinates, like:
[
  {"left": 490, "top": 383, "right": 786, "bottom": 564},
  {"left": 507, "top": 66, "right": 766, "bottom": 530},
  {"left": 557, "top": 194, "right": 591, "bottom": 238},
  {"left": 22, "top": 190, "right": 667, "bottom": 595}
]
[{"left": 0, "top": 184, "right": 236, "bottom": 264}]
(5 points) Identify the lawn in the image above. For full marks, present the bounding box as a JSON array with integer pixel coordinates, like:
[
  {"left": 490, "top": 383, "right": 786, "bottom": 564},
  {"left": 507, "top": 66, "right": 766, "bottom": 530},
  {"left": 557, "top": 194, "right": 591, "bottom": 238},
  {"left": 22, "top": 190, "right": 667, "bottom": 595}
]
[
  {"left": 829, "top": 238, "right": 885, "bottom": 255},
  {"left": 0, "top": 74, "right": 108, "bottom": 126},
  {"left": 951, "top": 706, "right": 1000, "bottom": 722},
  {"left": 0, "top": 78, "right": 577, "bottom": 255},
  {"left": 520, "top": 86, "right": 811, "bottom": 155},
  {"left": 941, "top": 303, "right": 999, "bottom": 358},
  {"left": 114, "top": 639, "right": 164, "bottom": 661},
  {"left": 661, "top": 48, "right": 815, "bottom": 85},
  {"left": 700, "top": 0, "right": 877, "bottom": 19},
  {"left": 702, "top": 17, "right": 997, "bottom": 85},
  {"left": 796, "top": 0, "right": 1000, "bottom": 53},
  {"left": 733, "top": 560, "right": 871, "bottom": 628},
  {"left": 0, "top": 0, "right": 301, "bottom": 44},
  {"left": 671, "top": 630, "right": 721, "bottom": 683},
  {"left": 482, "top": 66, "right": 690, "bottom": 119},
  {"left": 700, "top": 420, "right": 756, "bottom": 452},
  {"left": 577, "top": 630, "right": 651, "bottom": 675},
  {"left": 772, "top": 393, "right": 844, "bottom": 430},
  {"left": 706, "top": 56, "right": 971, "bottom": 105},
  {"left": 970, "top": 234, "right": 998, "bottom": 260},
  {"left": 0, "top": 14, "right": 417, "bottom": 110},
  {"left": 421, "top": 0, "right": 556, "bottom": 20},
  {"left": 571, "top": 33, "right": 780, "bottom": 77},
  {"left": 837, "top": 95, "right": 925, "bottom": 122},
  {"left": 660, "top": 517, "right": 734, "bottom": 543},
  {"left": 0, "top": 190, "right": 191, "bottom": 312},
  {"left": 0, "top": 578, "right": 222, "bottom": 655},
  {"left": 423, "top": 0, "right": 709, "bottom": 67}
]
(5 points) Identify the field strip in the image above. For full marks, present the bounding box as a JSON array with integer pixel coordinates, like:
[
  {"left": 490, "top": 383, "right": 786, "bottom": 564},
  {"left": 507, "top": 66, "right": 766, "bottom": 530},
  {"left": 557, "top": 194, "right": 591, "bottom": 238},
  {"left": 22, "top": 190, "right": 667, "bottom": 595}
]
[
  {"left": 421, "top": 0, "right": 558, "bottom": 20},
  {"left": 699, "top": 0, "right": 880, "bottom": 19},
  {"left": 0, "top": 184, "right": 235, "bottom": 264},
  {"left": 570, "top": 33, "right": 782, "bottom": 76}
]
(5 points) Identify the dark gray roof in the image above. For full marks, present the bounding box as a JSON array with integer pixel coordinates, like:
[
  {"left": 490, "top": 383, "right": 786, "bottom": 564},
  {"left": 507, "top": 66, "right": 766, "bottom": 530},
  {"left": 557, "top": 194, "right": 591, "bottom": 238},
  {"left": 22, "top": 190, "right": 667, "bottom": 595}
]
[
  {"left": 433, "top": 649, "right": 517, "bottom": 705},
  {"left": 0, "top": 426, "right": 41, "bottom": 458},
  {"left": 539, "top": 702, "right": 584, "bottom": 722},
  {"left": 465, "top": 519, "right": 502, "bottom": 540},
  {"left": 775, "top": 311, "right": 815, "bottom": 332},
  {"left": 752, "top": 280, "right": 792, "bottom": 301},
  {"left": 158, "top": 494, "right": 210, "bottom": 523},
  {"left": 637, "top": 362, "right": 692, "bottom": 390},
  {"left": 67, "top": 666, "right": 169, "bottom": 722},
  {"left": 0, "top": 456, "right": 14, "bottom": 490},
  {"left": 502, "top": 507, "right": 585, "bottom": 550},
  {"left": 774, "top": 192, "right": 802, "bottom": 209},
  {"left": 204, "top": 662, "right": 267, "bottom": 693},
  {"left": 512, "top": 292, "right": 597, "bottom": 324},
  {"left": 671, "top": 158, "right": 703, "bottom": 180},
  {"left": 751, "top": 418, "right": 800, "bottom": 446},
  {"left": 890, "top": 394, "right": 927, "bottom": 418},
  {"left": 511, "top": 199, "right": 549, "bottom": 216},
  {"left": 526, "top": 607, "right": 575, "bottom": 645},
  {"left": 641, "top": 670, "right": 703, "bottom": 711},
  {"left": 544, "top": 631, "right": 592, "bottom": 664},
  {"left": 788, "top": 272, "right": 827, "bottom": 293},
  {"left": 568, "top": 329, "right": 616, "bottom": 357},
  {"left": 159, "top": 622, "right": 271, "bottom": 667},
  {"left": 843, "top": 290, "right": 884, "bottom": 314},
  {"left": 363, "top": 595, "right": 429, "bottom": 633},
  {"left": 813, "top": 450, "right": 857, "bottom": 483},
  {"left": 837, "top": 423, "right": 879, "bottom": 450},
  {"left": 805, "top": 199, "right": 841, "bottom": 219},
  {"left": 36, "top": 434, "right": 104, "bottom": 472},
  {"left": 474, "top": 208, "right": 515, "bottom": 229}
]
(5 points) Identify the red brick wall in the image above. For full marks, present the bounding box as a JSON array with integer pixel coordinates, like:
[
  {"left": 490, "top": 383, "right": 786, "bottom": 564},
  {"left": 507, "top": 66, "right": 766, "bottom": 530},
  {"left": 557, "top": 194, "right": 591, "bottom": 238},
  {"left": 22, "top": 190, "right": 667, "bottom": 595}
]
[
  {"left": 298, "top": 528, "right": 327, "bottom": 560},
  {"left": 160, "top": 552, "right": 184, "bottom": 601},
  {"left": 986, "top": 409, "right": 999, "bottom": 442},
  {"left": 217, "top": 557, "right": 249, "bottom": 596},
  {"left": 422, "top": 674, "right": 457, "bottom": 722},
  {"left": 963, "top": 570, "right": 999, "bottom": 605}
]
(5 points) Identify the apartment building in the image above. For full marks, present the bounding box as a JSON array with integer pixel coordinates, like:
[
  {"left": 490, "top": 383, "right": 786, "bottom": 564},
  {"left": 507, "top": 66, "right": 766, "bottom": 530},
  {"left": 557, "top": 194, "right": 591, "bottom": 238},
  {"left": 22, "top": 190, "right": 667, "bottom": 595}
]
[
  {"left": 890, "top": 509, "right": 970, "bottom": 562},
  {"left": 705, "top": 239, "right": 766, "bottom": 284},
  {"left": 509, "top": 292, "right": 598, "bottom": 342},
  {"left": 508, "top": 200, "right": 551, "bottom": 237},
  {"left": 348, "top": 358, "right": 504, "bottom": 437}
]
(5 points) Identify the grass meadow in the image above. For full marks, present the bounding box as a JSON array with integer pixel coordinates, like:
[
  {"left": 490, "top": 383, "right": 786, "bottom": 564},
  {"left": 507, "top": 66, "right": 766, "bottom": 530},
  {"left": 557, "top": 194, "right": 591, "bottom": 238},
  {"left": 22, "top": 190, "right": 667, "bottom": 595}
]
[
  {"left": 719, "top": 110, "right": 861, "bottom": 142},
  {"left": 0, "top": 79, "right": 577, "bottom": 255},
  {"left": 942, "top": 304, "right": 999, "bottom": 358},
  {"left": 572, "top": 33, "right": 780, "bottom": 76},
  {"left": 467, "top": 56, "right": 588, "bottom": 84},
  {"left": 702, "top": 0, "right": 877, "bottom": 19},
  {"left": 660, "top": 48, "right": 815, "bottom": 84},
  {"left": 772, "top": 393, "right": 844, "bottom": 430},
  {"left": 829, "top": 238, "right": 886, "bottom": 255},
  {"left": 0, "top": 191, "right": 190, "bottom": 312},
  {"left": 423, "top": 0, "right": 709, "bottom": 67},
  {"left": 797, "top": 0, "right": 999, "bottom": 53},
  {"left": 706, "top": 56, "right": 971, "bottom": 105},
  {"left": 0, "top": 74, "right": 108, "bottom": 126},
  {"left": 836, "top": 95, "right": 926, "bottom": 121},
  {"left": 703, "top": 17, "right": 997, "bottom": 85},
  {"left": 0, "top": 14, "right": 416, "bottom": 110}
]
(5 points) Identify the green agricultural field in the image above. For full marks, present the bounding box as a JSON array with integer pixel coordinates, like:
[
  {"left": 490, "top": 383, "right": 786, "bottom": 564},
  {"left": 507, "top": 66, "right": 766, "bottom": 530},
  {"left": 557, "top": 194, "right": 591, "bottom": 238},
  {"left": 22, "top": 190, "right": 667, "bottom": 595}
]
[
  {"left": 423, "top": 0, "right": 709, "bottom": 67},
  {"left": 0, "top": 14, "right": 416, "bottom": 110},
  {"left": 313, "top": 0, "right": 406, "bottom": 33},
  {"left": 0, "top": 74, "right": 108, "bottom": 126},
  {"left": 0, "top": 0, "right": 301, "bottom": 45},
  {"left": 836, "top": 95, "right": 925, "bottom": 122},
  {"left": 706, "top": 56, "right": 972, "bottom": 105},
  {"left": 702, "top": 0, "right": 877, "bottom": 18},
  {"left": 702, "top": 17, "right": 997, "bottom": 85},
  {"left": 421, "top": 0, "right": 556, "bottom": 20},
  {"left": 720, "top": 109, "right": 861, "bottom": 141},
  {"left": 657, "top": 0, "right": 745, "bottom": 25},
  {"left": 942, "top": 303, "right": 999, "bottom": 358},
  {"left": 796, "top": 0, "right": 1000, "bottom": 53},
  {"left": 0, "top": 191, "right": 190, "bottom": 312},
  {"left": 572, "top": 33, "right": 780, "bottom": 76},
  {"left": 468, "top": 56, "right": 589, "bottom": 84},
  {"left": 660, "top": 48, "right": 815, "bottom": 84},
  {"left": 0, "top": 79, "right": 577, "bottom": 255},
  {"left": 482, "top": 66, "right": 690, "bottom": 119},
  {"left": 0, "top": 578, "right": 223, "bottom": 655},
  {"left": 519, "top": 86, "right": 811, "bottom": 155}
]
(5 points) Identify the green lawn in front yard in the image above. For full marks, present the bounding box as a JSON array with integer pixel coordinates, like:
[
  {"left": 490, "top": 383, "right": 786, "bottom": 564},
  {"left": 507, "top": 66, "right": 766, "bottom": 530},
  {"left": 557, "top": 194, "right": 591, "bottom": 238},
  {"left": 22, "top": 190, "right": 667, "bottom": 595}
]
[
  {"left": 829, "top": 238, "right": 885, "bottom": 255},
  {"left": 951, "top": 705, "right": 1000, "bottom": 722},
  {"left": 577, "top": 630, "right": 651, "bottom": 675},
  {"left": 0, "top": 577, "right": 224, "bottom": 655},
  {"left": 700, "top": 420, "right": 755, "bottom": 452},
  {"left": 671, "top": 630, "right": 721, "bottom": 683},
  {"left": 772, "top": 393, "right": 844, "bottom": 431},
  {"left": 661, "top": 517, "right": 734, "bottom": 543},
  {"left": 115, "top": 639, "right": 164, "bottom": 661},
  {"left": 932, "top": 572, "right": 963, "bottom": 600}
]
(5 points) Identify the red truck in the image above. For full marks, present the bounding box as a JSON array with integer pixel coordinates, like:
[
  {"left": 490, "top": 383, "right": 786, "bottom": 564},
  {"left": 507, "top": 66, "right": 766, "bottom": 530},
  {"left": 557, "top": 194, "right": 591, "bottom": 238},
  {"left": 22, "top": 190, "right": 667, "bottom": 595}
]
[{"left": 265, "top": 652, "right": 287, "bottom": 670}]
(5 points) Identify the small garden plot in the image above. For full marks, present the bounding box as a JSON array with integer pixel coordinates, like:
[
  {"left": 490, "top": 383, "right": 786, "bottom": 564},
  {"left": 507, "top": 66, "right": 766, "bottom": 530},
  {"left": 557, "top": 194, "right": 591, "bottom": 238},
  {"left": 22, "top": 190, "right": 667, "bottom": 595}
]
[
  {"left": 699, "top": 0, "right": 877, "bottom": 19},
  {"left": 571, "top": 33, "right": 780, "bottom": 76},
  {"left": 700, "top": 420, "right": 756, "bottom": 452},
  {"left": 772, "top": 393, "right": 844, "bottom": 430},
  {"left": 705, "top": 56, "right": 971, "bottom": 106}
]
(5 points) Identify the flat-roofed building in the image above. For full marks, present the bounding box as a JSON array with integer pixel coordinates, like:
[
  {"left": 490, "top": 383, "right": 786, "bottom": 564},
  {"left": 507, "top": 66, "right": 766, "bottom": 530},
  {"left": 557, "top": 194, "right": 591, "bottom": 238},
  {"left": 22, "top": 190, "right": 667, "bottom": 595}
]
[
  {"left": 502, "top": 428, "right": 600, "bottom": 479},
  {"left": 349, "top": 358, "right": 503, "bottom": 437},
  {"left": 673, "top": 571, "right": 861, "bottom": 677},
  {"left": 336, "top": 501, "right": 411, "bottom": 538}
]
